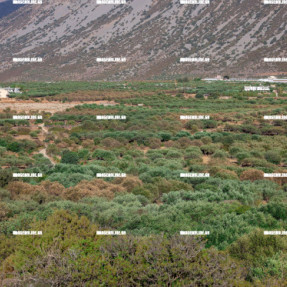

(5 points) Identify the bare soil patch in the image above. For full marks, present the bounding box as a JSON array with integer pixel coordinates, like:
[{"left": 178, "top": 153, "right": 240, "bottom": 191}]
[
  {"left": 0, "top": 99, "right": 116, "bottom": 114},
  {"left": 202, "top": 155, "right": 211, "bottom": 164}
]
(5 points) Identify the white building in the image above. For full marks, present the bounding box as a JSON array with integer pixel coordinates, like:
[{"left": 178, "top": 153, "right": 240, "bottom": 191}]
[
  {"left": 203, "top": 75, "right": 223, "bottom": 81},
  {"left": 258, "top": 76, "right": 287, "bottom": 83},
  {"left": 0, "top": 89, "right": 9, "bottom": 98}
]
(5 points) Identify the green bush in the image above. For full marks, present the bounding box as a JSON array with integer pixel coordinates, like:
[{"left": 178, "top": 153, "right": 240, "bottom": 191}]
[
  {"left": 229, "top": 229, "right": 287, "bottom": 265},
  {"left": 93, "top": 149, "right": 116, "bottom": 161},
  {"left": 213, "top": 150, "right": 228, "bottom": 158},
  {"left": 265, "top": 151, "right": 281, "bottom": 165},
  {"left": 61, "top": 150, "right": 79, "bottom": 164},
  {"left": 203, "top": 120, "right": 217, "bottom": 129},
  {"left": 0, "top": 169, "right": 13, "bottom": 188},
  {"left": 200, "top": 144, "right": 218, "bottom": 155},
  {"left": 7, "top": 142, "right": 20, "bottom": 152}
]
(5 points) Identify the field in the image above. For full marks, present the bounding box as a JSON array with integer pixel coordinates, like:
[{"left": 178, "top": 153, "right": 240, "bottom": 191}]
[{"left": 1, "top": 80, "right": 287, "bottom": 286}]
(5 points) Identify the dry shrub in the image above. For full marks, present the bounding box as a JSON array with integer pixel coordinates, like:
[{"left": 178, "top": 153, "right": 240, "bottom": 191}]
[
  {"left": 40, "top": 181, "right": 66, "bottom": 196},
  {"left": 7, "top": 181, "right": 38, "bottom": 199},
  {"left": 215, "top": 169, "right": 238, "bottom": 180},
  {"left": 270, "top": 170, "right": 287, "bottom": 186},
  {"left": 190, "top": 139, "right": 203, "bottom": 147},
  {"left": 101, "top": 137, "right": 122, "bottom": 148},
  {"left": 113, "top": 176, "right": 143, "bottom": 192},
  {"left": 147, "top": 138, "right": 162, "bottom": 149},
  {"left": 0, "top": 202, "right": 9, "bottom": 220},
  {"left": 164, "top": 140, "right": 179, "bottom": 148},
  {"left": 65, "top": 179, "right": 125, "bottom": 201},
  {"left": 240, "top": 169, "right": 264, "bottom": 181},
  {"left": 56, "top": 142, "right": 69, "bottom": 149},
  {"left": 177, "top": 137, "right": 193, "bottom": 148},
  {"left": 82, "top": 139, "right": 95, "bottom": 149},
  {"left": 5, "top": 177, "right": 143, "bottom": 202},
  {"left": 7, "top": 181, "right": 66, "bottom": 200},
  {"left": 17, "top": 127, "right": 31, "bottom": 135}
]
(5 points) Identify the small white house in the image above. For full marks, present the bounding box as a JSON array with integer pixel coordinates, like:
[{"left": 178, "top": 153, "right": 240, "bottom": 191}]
[{"left": 3, "top": 87, "right": 22, "bottom": 94}]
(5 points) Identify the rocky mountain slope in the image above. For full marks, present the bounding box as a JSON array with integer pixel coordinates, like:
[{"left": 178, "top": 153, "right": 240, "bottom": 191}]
[{"left": 0, "top": 0, "right": 286, "bottom": 81}]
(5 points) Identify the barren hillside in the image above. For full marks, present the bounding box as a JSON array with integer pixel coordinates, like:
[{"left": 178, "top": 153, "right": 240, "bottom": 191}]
[{"left": 0, "top": 0, "right": 286, "bottom": 81}]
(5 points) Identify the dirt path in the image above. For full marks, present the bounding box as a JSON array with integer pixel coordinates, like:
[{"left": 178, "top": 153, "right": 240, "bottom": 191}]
[
  {"left": 274, "top": 90, "right": 278, "bottom": 97},
  {"left": 40, "top": 124, "right": 49, "bottom": 134},
  {"left": 0, "top": 99, "right": 119, "bottom": 165},
  {"left": 38, "top": 123, "right": 56, "bottom": 165}
]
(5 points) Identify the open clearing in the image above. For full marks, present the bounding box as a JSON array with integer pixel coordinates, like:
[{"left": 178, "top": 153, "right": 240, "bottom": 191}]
[{"left": 0, "top": 100, "right": 117, "bottom": 113}]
